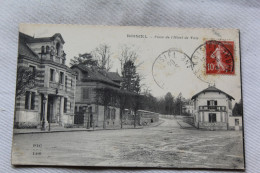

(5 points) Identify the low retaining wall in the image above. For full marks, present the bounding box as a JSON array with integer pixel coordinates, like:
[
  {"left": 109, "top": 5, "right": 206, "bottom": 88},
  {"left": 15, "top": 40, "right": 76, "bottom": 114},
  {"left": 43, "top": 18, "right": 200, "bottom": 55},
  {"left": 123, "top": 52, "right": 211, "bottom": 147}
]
[
  {"left": 182, "top": 116, "right": 194, "bottom": 126},
  {"left": 159, "top": 114, "right": 175, "bottom": 119},
  {"left": 198, "top": 122, "right": 228, "bottom": 130},
  {"left": 123, "top": 110, "right": 160, "bottom": 126}
]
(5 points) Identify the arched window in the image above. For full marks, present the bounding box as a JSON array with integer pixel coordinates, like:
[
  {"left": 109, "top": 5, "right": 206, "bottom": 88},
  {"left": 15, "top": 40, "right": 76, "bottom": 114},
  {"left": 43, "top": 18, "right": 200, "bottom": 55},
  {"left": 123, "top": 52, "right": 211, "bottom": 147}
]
[
  {"left": 46, "top": 46, "right": 50, "bottom": 53},
  {"left": 56, "top": 42, "right": 60, "bottom": 56},
  {"left": 41, "top": 46, "right": 45, "bottom": 54}
]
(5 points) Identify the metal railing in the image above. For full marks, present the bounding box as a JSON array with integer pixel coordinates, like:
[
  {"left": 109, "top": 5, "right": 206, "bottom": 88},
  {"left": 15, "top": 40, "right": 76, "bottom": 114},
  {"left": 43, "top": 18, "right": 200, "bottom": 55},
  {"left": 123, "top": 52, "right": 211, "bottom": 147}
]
[{"left": 199, "top": 106, "right": 226, "bottom": 111}]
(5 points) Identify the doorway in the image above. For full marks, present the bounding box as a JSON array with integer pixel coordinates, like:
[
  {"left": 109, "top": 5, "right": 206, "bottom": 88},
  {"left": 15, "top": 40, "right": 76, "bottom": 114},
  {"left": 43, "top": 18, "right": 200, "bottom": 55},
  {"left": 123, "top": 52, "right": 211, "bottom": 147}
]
[
  {"left": 47, "top": 96, "right": 54, "bottom": 123},
  {"left": 209, "top": 113, "right": 217, "bottom": 123},
  {"left": 235, "top": 119, "right": 240, "bottom": 131}
]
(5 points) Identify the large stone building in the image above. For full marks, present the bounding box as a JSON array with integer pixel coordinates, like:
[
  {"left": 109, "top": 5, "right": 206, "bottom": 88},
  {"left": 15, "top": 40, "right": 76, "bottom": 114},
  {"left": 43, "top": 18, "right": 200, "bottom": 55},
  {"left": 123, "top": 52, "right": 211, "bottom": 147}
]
[
  {"left": 191, "top": 85, "right": 236, "bottom": 130},
  {"left": 14, "top": 32, "right": 76, "bottom": 129},
  {"left": 71, "top": 64, "right": 122, "bottom": 127}
]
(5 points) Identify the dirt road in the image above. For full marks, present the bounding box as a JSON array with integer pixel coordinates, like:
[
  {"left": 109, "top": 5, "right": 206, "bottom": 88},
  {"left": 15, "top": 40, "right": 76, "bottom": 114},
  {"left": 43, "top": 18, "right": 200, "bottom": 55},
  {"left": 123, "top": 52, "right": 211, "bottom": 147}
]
[{"left": 12, "top": 118, "right": 244, "bottom": 169}]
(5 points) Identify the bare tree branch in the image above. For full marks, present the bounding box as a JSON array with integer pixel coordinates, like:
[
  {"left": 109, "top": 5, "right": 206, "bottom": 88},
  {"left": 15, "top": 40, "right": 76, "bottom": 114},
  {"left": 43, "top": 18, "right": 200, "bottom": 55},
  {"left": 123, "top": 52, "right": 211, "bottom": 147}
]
[
  {"left": 16, "top": 66, "right": 42, "bottom": 98},
  {"left": 91, "top": 44, "right": 113, "bottom": 71}
]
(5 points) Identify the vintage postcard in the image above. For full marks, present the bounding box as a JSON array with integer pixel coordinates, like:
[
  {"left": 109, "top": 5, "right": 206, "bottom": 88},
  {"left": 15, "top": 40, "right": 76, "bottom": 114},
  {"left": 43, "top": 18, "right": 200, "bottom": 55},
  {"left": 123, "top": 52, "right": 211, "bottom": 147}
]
[{"left": 12, "top": 24, "right": 244, "bottom": 170}]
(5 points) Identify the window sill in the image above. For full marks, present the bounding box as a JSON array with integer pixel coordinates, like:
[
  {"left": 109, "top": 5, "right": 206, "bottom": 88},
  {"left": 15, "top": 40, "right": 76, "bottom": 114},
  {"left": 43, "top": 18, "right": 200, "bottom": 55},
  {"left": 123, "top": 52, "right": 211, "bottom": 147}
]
[{"left": 23, "top": 109, "right": 38, "bottom": 112}]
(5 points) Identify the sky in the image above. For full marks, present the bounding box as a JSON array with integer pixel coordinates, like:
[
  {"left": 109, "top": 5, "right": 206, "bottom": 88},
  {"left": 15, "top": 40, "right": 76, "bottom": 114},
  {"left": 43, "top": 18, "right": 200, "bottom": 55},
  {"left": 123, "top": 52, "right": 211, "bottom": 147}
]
[{"left": 19, "top": 24, "right": 242, "bottom": 102}]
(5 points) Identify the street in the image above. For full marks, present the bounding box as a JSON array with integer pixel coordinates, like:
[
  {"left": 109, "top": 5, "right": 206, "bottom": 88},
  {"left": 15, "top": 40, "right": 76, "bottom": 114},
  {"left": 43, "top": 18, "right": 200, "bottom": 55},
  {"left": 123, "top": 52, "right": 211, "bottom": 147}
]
[{"left": 12, "top": 118, "right": 244, "bottom": 169}]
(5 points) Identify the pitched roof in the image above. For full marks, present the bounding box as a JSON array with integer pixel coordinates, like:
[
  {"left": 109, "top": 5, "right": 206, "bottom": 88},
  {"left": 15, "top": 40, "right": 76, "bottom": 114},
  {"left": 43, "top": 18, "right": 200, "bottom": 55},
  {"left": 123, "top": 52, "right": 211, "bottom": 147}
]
[
  {"left": 19, "top": 32, "right": 65, "bottom": 44},
  {"left": 107, "top": 72, "right": 122, "bottom": 81},
  {"left": 191, "top": 86, "right": 234, "bottom": 100},
  {"left": 18, "top": 33, "right": 39, "bottom": 58},
  {"left": 71, "top": 64, "right": 121, "bottom": 87}
]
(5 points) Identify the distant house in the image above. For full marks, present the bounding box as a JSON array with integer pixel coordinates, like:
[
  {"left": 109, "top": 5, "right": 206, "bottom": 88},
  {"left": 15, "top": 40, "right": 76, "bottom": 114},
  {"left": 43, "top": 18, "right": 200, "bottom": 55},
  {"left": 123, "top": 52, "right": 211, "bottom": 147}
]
[
  {"left": 182, "top": 100, "right": 194, "bottom": 115},
  {"left": 15, "top": 32, "right": 76, "bottom": 129},
  {"left": 71, "top": 64, "right": 122, "bottom": 127},
  {"left": 191, "top": 85, "right": 242, "bottom": 130}
]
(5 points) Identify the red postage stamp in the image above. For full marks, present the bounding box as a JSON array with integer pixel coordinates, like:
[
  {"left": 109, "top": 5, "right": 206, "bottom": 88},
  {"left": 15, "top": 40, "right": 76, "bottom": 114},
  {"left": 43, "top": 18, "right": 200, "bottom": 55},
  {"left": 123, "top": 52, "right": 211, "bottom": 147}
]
[{"left": 206, "top": 41, "right": 235, "bottom": 75}]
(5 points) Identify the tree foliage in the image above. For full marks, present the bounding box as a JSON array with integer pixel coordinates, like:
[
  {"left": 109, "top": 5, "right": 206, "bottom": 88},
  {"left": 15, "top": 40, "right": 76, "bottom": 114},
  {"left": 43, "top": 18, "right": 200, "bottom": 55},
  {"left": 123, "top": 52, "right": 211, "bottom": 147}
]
[
  {"left": 70, "top": 44, "right": 112, "bottom": 71},
  {"left": 70, "top": 53, "right": 98, "bottom": 67},
  {"left": 164, "top": 92, "right": 174, "bottom": 115},
  {"left": 91, "top": 44, "right": 112, "bottom": 71},
  {"left": 121, "top": 60, "right": 141, "bottom": 94},
  {"left": 16, "top": 66, "right": 42, "bottom": 98},
  {"left": 95, "top": 87, "right": 117, "bottom": 129},
  {"left": 232, "top": 99, "right": 243, "bottom": 116}
]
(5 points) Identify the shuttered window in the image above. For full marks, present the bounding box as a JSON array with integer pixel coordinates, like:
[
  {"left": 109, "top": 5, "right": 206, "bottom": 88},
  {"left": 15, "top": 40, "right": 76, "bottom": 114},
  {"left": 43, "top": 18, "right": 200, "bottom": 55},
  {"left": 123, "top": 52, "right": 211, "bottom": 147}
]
[
  {"left": 82, "top": 88, "right": 89, "bottom": 99},
  {"left": 60, "top": 72, "right": 64, "bottom": 84},
  {"left": 25, "top": 91, "right": 35, "bottom": 110},
  {"left": 64, "top": 98, "right": 67, "bottom": 113},
  {"left": 50, "top": 69, "right": 54, "bottom": 81},
  {"left": 207, "top": 100, "right": 217, "bottom": 106},
  {"left": 65, "top": 76, "right": 68, "bottom": 87},
  {"left": 25, "top": 91, "right": 30, "bottom": 109}
]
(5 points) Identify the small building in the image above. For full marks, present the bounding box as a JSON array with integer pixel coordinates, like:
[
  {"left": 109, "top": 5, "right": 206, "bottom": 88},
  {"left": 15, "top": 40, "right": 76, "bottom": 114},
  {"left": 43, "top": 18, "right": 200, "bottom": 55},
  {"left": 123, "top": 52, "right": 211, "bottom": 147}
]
[
  {"left": 71, "top": 64, "right": 121, "bottom": 127},
  {"left": 182, "top": 100, "right": 194, "bottom": 115},
  {"left": 191, "top": 85, "right": 235, "bottom": 130},
  {"left": 15, "top": 32, "right": 76, "bottom": 128}
]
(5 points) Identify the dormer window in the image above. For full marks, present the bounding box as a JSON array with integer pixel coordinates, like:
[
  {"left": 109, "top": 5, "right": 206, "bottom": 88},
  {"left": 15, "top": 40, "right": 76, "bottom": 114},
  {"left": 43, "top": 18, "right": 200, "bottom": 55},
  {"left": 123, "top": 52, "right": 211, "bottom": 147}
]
[
  {"left": 75, "top": 72, "right": 79, "bottom": 81},
  {"left": 207, "top": 100, "right": 217, "bottom": 106},
  {"left": 56, "top": 42, "right": 60, "bottom": 56}
]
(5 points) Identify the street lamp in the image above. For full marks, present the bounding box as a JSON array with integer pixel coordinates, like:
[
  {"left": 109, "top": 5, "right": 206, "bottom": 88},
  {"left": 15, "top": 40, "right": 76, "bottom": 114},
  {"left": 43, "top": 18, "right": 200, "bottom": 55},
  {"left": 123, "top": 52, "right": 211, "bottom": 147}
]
[{"left": 41, "top": 96, "right": 47, "bottom": 131}]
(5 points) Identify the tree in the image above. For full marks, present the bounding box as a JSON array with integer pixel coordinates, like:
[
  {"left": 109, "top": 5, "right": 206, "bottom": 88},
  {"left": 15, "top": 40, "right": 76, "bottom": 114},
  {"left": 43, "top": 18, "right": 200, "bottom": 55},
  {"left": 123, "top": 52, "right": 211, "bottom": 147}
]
[
  {"left": 130, "top": 93, "right": 142, "bottom": 128},
  {"left": 16, "top": 66, "right": 41, "bottom": 98},
  {"left": 94, "top": 87, "right": 117, "bottom": 129},
  {"left": 115, "top": 90, "right": 132, "bottom": 128},
  {"left": 70, "top": 53, "right": 98, "bottom": 67},
  {"left": 175, "top": 93, "right": 183, "bottom": 115},
  {"left": 91, "top": 44, "right": 112, "bottom": 71},
  {"left": 121, "top": 60, "right": 141, "bottom": 94},
  {"left": 164, "top": 92, "right": 174, "bottom": 115},
  {"left": 119, "top": 46, "right": 138, "bottom": 71},
  {"left": 233, "top": 99, "right": 243, "bottom": 116}
]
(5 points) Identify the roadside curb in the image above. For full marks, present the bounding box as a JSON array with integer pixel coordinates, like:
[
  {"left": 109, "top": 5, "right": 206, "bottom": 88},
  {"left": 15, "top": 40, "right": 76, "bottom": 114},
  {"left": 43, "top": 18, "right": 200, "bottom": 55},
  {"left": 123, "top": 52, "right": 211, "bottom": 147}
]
[
  {"left": 177, "top": 120, "right": 195, "bottom": 129},
  {"left": 13, "top": 126, "right": 145, "bottom": 135},
  {"left": 13, "top": 119, "right": 167, "bottom": 135}
]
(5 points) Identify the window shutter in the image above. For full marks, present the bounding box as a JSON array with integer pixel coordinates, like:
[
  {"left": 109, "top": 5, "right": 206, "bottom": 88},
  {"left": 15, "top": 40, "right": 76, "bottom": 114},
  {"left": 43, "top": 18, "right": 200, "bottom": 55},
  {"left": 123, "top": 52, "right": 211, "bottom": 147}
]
[
  {"left": 64, "top": 98, "right": 67, "bottom": 113},
  {"left": 25, "top": 91, "right": 30, "bottom": 109},
  {"left": 31, "top": 92, "right": 35, "bottom": 110},
  {"left": 83, "top": 88, "right": 89, "bottom": 99}
]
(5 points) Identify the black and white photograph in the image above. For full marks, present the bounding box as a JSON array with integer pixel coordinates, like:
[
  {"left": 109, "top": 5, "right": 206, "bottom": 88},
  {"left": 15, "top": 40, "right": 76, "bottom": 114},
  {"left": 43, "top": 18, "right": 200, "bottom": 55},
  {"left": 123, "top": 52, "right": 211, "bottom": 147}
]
[{"left": 11, "top": 24, "right": 244, "bottom": 170}]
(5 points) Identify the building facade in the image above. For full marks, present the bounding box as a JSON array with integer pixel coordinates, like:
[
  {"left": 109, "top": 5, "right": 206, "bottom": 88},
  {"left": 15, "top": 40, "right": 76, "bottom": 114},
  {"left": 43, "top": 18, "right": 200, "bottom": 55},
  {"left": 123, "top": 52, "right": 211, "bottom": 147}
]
[
  {"left": 191, "top": 86, "right": 234, "bottom": 130},
  {"left": 15, "top": 32, "right": 76, "bottom": 128},
  {"left": 71, "top": 64, "right": 121, "bottom": 127},
  {"left": 182, "top": 100, "right": 194, "bottom": 115}
]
